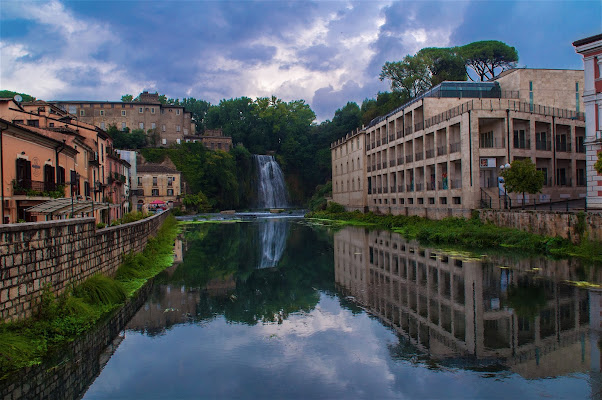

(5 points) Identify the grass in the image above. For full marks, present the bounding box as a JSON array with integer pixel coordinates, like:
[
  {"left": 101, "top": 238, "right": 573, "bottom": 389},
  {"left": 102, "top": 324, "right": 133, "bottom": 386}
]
[
  {"left": 0, "top": 214, "right": 179, "bottom": 378},
  {"left": 305, "top": 209, "right": 602, "bottom": 262}
]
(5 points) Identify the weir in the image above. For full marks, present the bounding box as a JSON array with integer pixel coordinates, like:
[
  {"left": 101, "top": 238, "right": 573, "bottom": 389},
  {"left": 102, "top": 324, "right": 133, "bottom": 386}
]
[{"left": 254, "top": 155, "right": 289, "bottom": 209}]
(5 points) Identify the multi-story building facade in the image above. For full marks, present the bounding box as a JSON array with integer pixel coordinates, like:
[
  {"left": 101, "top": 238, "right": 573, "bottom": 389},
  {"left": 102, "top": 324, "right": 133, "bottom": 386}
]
[
  {"left": 574, "top": 34, "right": 602, "bottom": 209},
  {"left": 52, "top": 92, "right": 196, "bottom": 147},
  {"left": 332, "top": 69, "right": 586, "bottom": 217},
  {"left": 136, "top": 164, "right": 181, "bottom": 212},
  {"left": 0, "top": 98, "right": 128, "bottom": 223},
  {"left": 332, "top": 128, "right": 366, "bottom": 210}
]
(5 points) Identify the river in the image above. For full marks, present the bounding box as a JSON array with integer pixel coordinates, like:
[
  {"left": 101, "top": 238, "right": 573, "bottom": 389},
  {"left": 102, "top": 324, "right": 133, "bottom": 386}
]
[{"left": 4, "top": 216, "right": 602, "bottom": 399}]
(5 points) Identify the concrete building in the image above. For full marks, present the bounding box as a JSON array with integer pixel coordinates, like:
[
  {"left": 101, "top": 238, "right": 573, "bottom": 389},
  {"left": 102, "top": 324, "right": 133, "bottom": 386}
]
[
  {"left": 574, "top": 34, "right": 602, "bottom": 209},
  {"left": 332, "top": 69, "right": 586, "bottom": 217},
  {"left": 52, "top": 92, "right": 196, "bottom": 147},
  {"left": 136, "top": 163, "right": 181, "bottom": 212}
]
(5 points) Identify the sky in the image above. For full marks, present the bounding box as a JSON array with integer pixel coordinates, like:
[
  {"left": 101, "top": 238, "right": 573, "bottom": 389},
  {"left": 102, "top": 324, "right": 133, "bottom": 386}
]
[{"left": 1, "top": 0, "right": 600, "bottom": 122}]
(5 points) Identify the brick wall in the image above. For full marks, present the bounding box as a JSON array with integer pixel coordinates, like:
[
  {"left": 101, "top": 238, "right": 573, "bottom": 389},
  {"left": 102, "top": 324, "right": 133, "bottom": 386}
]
[
  {"left": 479, "top": 209, "right": 602, "bottom": 243},
  {"left": 0, "top": 212, "right": 169, "bottom": 322}
]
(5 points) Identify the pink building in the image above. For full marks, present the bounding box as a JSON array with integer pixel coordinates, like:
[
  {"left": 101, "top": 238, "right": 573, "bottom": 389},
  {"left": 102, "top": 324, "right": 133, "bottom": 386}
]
[{"left": 574, "top": 33, "right": 602, "bottom": 209}]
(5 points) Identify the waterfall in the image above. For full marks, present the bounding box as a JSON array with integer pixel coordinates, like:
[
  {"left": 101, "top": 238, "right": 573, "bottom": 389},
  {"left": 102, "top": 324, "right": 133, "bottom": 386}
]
[
  {"left": 254, "top": 155, "right": 289, "bottom": 209},
  {"left": 257, "top": 219, "right": 288, "bottom": 269}
]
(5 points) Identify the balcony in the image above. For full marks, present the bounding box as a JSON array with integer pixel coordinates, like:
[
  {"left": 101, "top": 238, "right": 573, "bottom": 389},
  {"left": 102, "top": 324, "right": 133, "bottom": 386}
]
[
  {"left": 397, "top": 157, "right": 404, "bottom": 165},
  {"left": 426, "top": 182, "right": 436, "bottom": 191},
  {"left": 406, "top": 184, "right": 414, "bottom": 192},
  {"left": 556, "top": 142, "right": 572, "bottom": 152},
  {"left": 398, "top": 185, "right": 404, "bottom": 193},
  {"left": 12, "top": 179, "right": 62, "bottom": 196},
  {"left": 377, "top": 188, "right": 382, "bottom": 194},
  {"left": 451, "top": 179, "right": 462, "bottom": 189},
  {"left": 391, "top": 186, "right": 397, "bottom": 193},
  {"left": 513, "top": 139, "right": 530, "bottom": 150},
  {"left": 389, "top": 134, "right": 395, "bottom": 141},
  {"left": 449, "top": 142, "right": 461, "bottom": 153},
  {"left": 425, "top": 149, "right": 435, "bottom": 159},
  {"left": 437, "top": 146, "right": 447, "bottom": 156},
  {"left": 377, "top": 163, "right": 382, "bottom": 170},
  {"left": 414, "top": 121, "right": 424, "bottom": 132},
  {"left": 390, "top": 159, "right": 396, "bottom": 167},
  {"left": 576, "top": 142, "right": 585, "bottom": 153},
  {"left": 383, "top": 187, "right": 388, "bottom": 194},
  {"left": 415, "top": 183, "right": 424, "bottom": 191},
  {"left": 367, "top": 166, "right": 372, "bottom": 172},
  {"left": 397, "top": 130, "right": 403, "bottom": 139},
  {"left": 406, "top": 155, "right": 413, "bottom": 163},
  {"left": 383, "top": 161, "right": 388, "bottom": 168},
  {"left": 480, "top": 138, "right": 506, "bottom": 149},
  {"left": 405, "top": 126, "right": 413, "bottom": 136},
  {"left": 371, "top": 142, "right": 376, "bottom": 149},
  {"left": 376, "top": 140, "right": 381, "bottom": 146},
  {"left": 415, "top": 152, "right": 424, "bottom": 161}
]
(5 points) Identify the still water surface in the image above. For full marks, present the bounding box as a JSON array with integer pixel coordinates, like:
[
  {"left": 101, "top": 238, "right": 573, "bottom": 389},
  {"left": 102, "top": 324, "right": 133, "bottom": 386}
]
[{"left": 76, "top": 217, "right": 602, "bottom": 399}]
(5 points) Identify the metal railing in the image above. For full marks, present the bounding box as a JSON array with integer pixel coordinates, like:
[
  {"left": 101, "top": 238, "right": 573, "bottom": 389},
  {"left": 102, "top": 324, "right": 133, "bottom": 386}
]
[
  {"left": 415, "top": 152, "right": 424, "bottom": 161},
  {"left": 415, "top": 121, "right": 424, "bottom": 132},
  {"left": 406, "top": 184, "right": 414, "bottom": 192},
  {"left": 415, "top": 182, "right": 424, "bottom": 191},
  {"left": 480, "top": 188, "right": 492, "bottom": 209},
  {"left": 390, "top": 159, "right": 396, "bottom": 167},
  {"left": 535, "top": 140, "right": 551, "bottom": 151},
  {"left": 480, "top": 137, "right": 506, "bottom": 149},
  {"left": 449, "top": 142, "right": 461, "bottom": 153},
  {"left": 513, "top": 138, "right": 530, "bottom": 149},
  {"left": 437, "top": 146, "right": 447, "bottom": 156},
  {"left": 398, "top": 185, "right": 404, "bottom": 193},
  {"left": 397, "top": 157, "right": 404, "bottom": 165},
  {"left": 425, "top": 149, "right": 435, "bottom": 158},
  {"left": 405, "top": 126, "right": 413, "bottom": 135},
  {"left": 397, "top": 130, "right": 403, "bottom": 139},
  {"left": 406, "top": 155, "right": 413, "bottom": 163},
  {"left": 556, "top": 142, "right": 572, "bottom": 152},
  {"left": 391, "top": 186, "right": 397, "bottom": 193}
]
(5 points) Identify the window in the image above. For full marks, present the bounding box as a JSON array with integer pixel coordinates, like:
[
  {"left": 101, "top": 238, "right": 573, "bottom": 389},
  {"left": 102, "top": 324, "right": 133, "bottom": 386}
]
[
  {"left": 151, "top": 107, "right": 155, "bottom": 114},
  {"left": 100, "top": 110, "right": 105, "bottom": 116},
  {"left": 139, "top": 122, "right": 144, "bottom": 129},
  {"left": 80, "top": 110, "right": 85, "bottom": 116},
  {"left": 100, "top": 103, "right": 104, "bottom": 108},
  {"left": 167, "top": 189, "right": 174, "bottom": 196},
  {"left": 139, "top": 107, "right": 143, "bottom": 113},
  {"left": 152, "top": 189, "right": 159, "bottom": 196},
  {"left": 513, "top": 129, "right": 528, "bottom": 149},
  {"left": 27, "top": 120, "right": 39, "bottom": 127},
  {"left": 161, "top": 109, "right": 165, "bottom": 115},
  {"left": 184, "top": 128, "right": 188, "bottom": 135},
  {"left": 122, "top": 104, "right": 125, "bottom": 108},
  {"left": 176, "top": 138, "right": 181, "bottom": 144},
  {"left": 137, "top": 177, "right": 142, "bottom": 185},
  {"left": 49, "top": 123, "right": 54, "bottom": 127},
  {"left": 152, "top": 176, "right": 158, "bottom": 186},
  {"left": 121, "top": 122, "right": 126, "bottom": 131},
  {"left": 556, "top": 168, "right": 567, "bottom": 186},
  {"left": 556, "top": 134, "right": 568, "bottom": 152},
  {"left": 100, "top": 122, "right": 105, "bottom": 130},
  {"left": 151, "top": 122, "right": 156, "bottom": 129},
  {"left": 69, "top": 105, "right": 77, "bottom": 114},
  {"left": 111, "top": 104, "right": 114, "bottom": 109},
  {"left": 121, "top": 110, "right": 127, "bottom": 116},
  {"left": 162, "top": 138, "right": 167, "bottom": 145},
  {"left": 176, "top": 109, "right": 180, "bottom": 115},
  {"left": 168, "top": 177, "right": 174, "bottom": 186},
  {"left": 176, "top": 125, "right": 181, "bottom": 132},
  {"left": 537, "top": 168, "right": 548, "bottom": 185},
  {"left": 162, "top": 125, "right": 166, "bottom": 132},
  {"left": 12, "top": 120, "right": 23, "bottom": 124},
  {"left": 479, "top": 131, "right": 494, "bottom": 148},
  {"left": 536, "top": 132, "right": 548, "bottom": 150}
]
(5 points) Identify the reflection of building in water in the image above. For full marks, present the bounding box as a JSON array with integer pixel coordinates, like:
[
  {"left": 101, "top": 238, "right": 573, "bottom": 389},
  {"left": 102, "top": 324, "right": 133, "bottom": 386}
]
[
  {"left": 127, "top": 284, "right": 201, "bottom": 334},
  {"left": 257, "top": 219, "right": 289, "bottom": 269},
  {"left": 334, "top": 227, "right": 592, "bottom": 379},
  {"left": 173, "top": 236, "right": 184, "bottom": 264}
]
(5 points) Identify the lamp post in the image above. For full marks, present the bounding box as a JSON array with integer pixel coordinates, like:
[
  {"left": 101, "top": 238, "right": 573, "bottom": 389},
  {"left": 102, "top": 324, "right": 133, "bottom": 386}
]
[{"left": 499, "top": 163, "right": 511, "bottom": 209}]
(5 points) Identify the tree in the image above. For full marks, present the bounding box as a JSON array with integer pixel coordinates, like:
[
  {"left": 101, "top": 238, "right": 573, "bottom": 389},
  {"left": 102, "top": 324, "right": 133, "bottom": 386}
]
[
  {"left": 380, "top": 54, "right": 431, "bottom": 98},
  {"left": 458, "top": 40, "right": 518, "bottom": 81},
  {"left": 417, "top": 47, "right": 467, "bottom": 85},
  {"left": 499, "top": 158, "right": 544, "bottom": 207},
  {"left": 121, "top": 94, "right": 134, "bottom": 102}
]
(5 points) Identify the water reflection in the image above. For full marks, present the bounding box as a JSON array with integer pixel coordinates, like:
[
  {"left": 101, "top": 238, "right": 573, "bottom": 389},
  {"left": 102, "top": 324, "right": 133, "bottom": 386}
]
[
  {"left": 334, "top": 226, "right": 602, "bottom": 383},
  {"left": 258, "top": 219, "right": 288, "bottom": 269}
]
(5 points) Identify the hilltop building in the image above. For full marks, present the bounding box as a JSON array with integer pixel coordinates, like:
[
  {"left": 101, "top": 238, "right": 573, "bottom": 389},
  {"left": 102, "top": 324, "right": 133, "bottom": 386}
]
[
  {"left": 51, "top": 92, "right": 196, "bottom": 147},
  {"left": 332, "top": 69, "right": 586, "bottom": 217},
  {"left": 196, "top": 129, "right": 233, "bottom": 151},
  {"left": 574, "top": 34, "right": 602, "bottom": 209}
]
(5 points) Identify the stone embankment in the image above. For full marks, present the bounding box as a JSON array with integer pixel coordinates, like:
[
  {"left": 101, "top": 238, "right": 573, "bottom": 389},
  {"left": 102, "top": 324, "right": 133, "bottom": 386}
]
[
  {"left": 0, "top": 212, "right": 168, "bottom": 322},
  {"left": 479, "top": 209, "right": 602, "bottom": 243}
]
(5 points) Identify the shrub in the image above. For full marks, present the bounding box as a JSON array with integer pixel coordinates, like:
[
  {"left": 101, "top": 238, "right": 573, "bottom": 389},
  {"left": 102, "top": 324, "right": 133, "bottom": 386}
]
[{"left": 326, "top": 202, "right": 346, "bottom": 213}]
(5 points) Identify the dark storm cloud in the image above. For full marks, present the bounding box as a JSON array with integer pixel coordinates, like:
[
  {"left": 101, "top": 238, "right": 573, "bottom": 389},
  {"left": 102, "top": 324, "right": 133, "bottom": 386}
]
[
  {"left": 228, "top": 44, "right": 278, "bottom": 64},
  {"left": 312, "top": 79, "right": 386, "bottom": 122},
  {"left": 298, "top": 44, "right": 342, "bottom": 71}
]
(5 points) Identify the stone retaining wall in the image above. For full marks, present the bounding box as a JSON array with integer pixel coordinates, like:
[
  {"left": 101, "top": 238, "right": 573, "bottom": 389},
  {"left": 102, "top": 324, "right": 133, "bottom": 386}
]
[
  {"left": 479, "top": 209, "right": 602, "bottom": 243},
  {"left": 0, "top": 212, "right": 169, "bottom": 322}
]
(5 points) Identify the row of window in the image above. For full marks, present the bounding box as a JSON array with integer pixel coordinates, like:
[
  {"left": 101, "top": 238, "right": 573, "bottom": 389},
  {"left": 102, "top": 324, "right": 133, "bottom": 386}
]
[
  {"left": 71, "top": 105, "right": 183, "bottom": 116},
  {"left": 142, "top": 189, "right": 175, "bottom": 196}
]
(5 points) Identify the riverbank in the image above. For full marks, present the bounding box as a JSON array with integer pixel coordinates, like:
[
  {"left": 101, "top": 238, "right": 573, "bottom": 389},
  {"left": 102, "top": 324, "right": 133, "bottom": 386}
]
[
  {"left": 0, "top": 214, "right": 179, "bottom": 378},
  {"left": 305, "top": 210, "right": 602, "bottom": 262}
]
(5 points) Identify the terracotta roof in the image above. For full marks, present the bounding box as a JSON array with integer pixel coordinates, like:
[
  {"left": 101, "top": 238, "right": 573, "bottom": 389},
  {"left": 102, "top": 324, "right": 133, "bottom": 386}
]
[{"left": 137, "top": 164, "right": 180, "bottom": 174}]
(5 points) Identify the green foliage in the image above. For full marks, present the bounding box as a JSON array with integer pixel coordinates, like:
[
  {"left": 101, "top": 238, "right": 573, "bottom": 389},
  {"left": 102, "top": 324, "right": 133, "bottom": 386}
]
[
  {"left": 182, "top": 192, "right": 211, "bottom": 213},
  {"left": 500, "top": 158, "right": 544, "bottom": 206},
  {"left": 458, "top": 40, "right": 518, "bottom": 81},
  {"left": 305, "top": 210, "right": 601, "bottom": 261},
  {"left": 326, "top": 201, "right": 346, "bottom": 213},
  {"left": 121, "top": 94, "right": 134, "bottom": 102},
  {"left": 106, "top": 125, "right": 147, "bottom": 149},
  {"left": 380, "top": 55, "right": 432, "bottom": 98},
  {"left": 96, "top": 222, "right": 106, "bottom": 229},
  {"left": 307, "top": 181, "right": 332, "bottom": 211},
  {"left": 507, "top": 281, "right": 546, "bottom": 320},
  {"left": 73, "top": 275, "right": 126, "bottom": 306},
  {"left": 0, "top": 90, "right": 35, "bottom": 102},
  {"left": 360, "top": 91, "right": 408, "bottom": 126}
]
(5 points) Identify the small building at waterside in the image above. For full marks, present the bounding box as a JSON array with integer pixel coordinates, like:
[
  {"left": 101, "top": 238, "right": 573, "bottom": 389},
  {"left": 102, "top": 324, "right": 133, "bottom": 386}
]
[
  {"left": 573, "top": 33, "right": 602, "bottom": 209},
  {"left": 331, "top": 69, "right": 586, "bottom": 217},
  {"left": 136, "top": 164, "right": 182, "bottom": 212}
]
